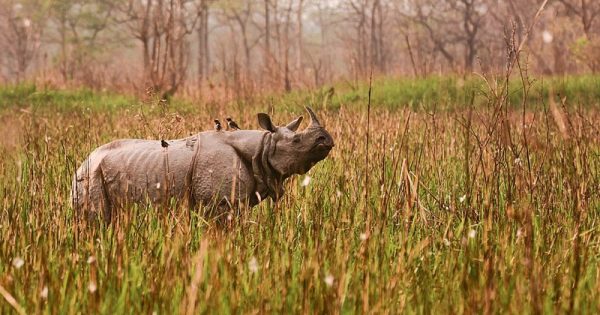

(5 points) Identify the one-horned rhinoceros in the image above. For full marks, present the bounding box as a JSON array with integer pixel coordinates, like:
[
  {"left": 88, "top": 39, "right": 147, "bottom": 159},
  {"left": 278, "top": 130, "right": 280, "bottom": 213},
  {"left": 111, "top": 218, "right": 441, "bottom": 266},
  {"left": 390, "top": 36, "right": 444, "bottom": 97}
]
[{"left": 71, "top": 107, "right": 334, "bottom": 222}]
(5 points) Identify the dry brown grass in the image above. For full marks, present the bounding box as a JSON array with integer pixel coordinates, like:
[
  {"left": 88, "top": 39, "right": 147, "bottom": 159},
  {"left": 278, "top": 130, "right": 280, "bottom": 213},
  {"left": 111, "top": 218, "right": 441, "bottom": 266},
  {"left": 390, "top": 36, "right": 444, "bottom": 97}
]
[{"left": 0, "top": 90, "right": 599, "bottom": 313}]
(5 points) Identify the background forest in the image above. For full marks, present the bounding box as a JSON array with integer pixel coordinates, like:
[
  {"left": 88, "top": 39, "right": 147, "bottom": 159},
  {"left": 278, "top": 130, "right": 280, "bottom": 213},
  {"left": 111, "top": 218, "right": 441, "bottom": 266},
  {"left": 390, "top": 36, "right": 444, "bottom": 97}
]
[{"left": 1, "top": 0, "right": 599, "bottom": 99}]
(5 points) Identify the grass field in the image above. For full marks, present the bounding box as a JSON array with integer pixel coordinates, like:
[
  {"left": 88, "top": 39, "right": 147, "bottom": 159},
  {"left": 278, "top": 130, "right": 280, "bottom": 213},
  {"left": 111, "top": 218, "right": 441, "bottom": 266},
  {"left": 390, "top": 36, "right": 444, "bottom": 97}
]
[{"left": 1, "top": 76, "right": 599, "bottom": 314}]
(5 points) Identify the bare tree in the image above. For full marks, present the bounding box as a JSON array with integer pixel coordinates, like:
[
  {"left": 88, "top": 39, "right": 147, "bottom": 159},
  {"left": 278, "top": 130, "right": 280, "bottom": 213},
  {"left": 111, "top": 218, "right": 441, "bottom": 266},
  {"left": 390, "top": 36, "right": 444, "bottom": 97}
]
[
  {"left": 341, "top": 0, "right": 389, "bottom": 77},
  {"left": 1, "top": 0, "right": 598, "bottom": 92},
  {"left": 0, "top": 0, "right": 46, "bottom": 82},
  {"left": 456, "top": 0, "right": 486, "bottom": 71},
  {"left": 399, "top": 0, "right": 487, "bottom": 72},
  {"left": 118, "top": 0, "right": 200, "bottom": 99},
  {"left": 197, "top": 0, "right": 211, "bottom": 84},
  {"left": 557, "top": 0, "right": 600, "bottom": 71},
  {"left": 281, "top": 0, "right": 293, "bottom": 91},
  {"left": 295, "top": 0, "right": 304, "bottom": 73},
  {"left": 310, "top": 1, "right": 335, "bottom": 86},
  {"left": 369, "top": 0, "right": 385, "bottom": 71},
  {"left": 219, "top": 0, "right": 262, "bottom": 73},
  {"left": 558, "top": 0, "right": 600, "bottom": 39},
  {"left": 263, "top": 0, "right": 271, "bottom": 77},
  {"left": 47, "top": 0, "right": 115, "bottom": 85}
]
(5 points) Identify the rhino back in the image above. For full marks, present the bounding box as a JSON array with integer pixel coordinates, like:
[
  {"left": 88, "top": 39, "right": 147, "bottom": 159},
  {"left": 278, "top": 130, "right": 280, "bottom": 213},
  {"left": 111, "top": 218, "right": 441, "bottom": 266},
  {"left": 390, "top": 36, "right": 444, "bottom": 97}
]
[{"left": 99, "top": 137, "right": 197, "bottom": 205}]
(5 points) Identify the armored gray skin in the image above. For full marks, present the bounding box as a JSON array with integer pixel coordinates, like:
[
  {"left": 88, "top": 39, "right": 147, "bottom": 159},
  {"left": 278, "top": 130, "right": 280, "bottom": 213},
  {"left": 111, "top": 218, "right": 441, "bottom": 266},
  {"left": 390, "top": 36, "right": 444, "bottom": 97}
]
[{"left": 71, "top": 107, "right": 334, "bottom": 222}]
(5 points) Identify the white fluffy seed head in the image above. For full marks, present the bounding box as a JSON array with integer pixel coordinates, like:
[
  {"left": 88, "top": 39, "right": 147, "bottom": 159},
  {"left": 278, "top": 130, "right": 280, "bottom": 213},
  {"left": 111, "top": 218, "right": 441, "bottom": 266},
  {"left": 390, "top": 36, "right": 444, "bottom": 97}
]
[
  {"left": 40, "top": 286, "right": 48, "bottom": 299},
  {"left": 12, "top": 257, "right": 24, "bottom": 269},
  {"left": 324, "top": 274, "right": 334, "bottom": 287},
  {"left": 248, "top": 257, "right": 258, "bottom": 274},
  {"left": 88, "top": 282, "right": 97, "bottom": 293},
  {"left": 542, "top": 30, "right": 553, "bottom": 43}
]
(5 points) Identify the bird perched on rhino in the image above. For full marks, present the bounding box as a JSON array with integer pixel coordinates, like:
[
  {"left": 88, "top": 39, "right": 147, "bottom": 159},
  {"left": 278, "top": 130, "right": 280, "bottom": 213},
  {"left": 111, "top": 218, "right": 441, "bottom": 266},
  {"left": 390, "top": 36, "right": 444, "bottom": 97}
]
[
  {"left": 226, "top": 117, "right": 240, "bottom": 130},
  {"left": 214, "top": 119, "right": 222, "bottom": 131},
  {"left": 160, "top": 139, "right": 169, "bottom": 148},
  {"left": 72, "top": 107, "right": 334, "bottom": 224}
]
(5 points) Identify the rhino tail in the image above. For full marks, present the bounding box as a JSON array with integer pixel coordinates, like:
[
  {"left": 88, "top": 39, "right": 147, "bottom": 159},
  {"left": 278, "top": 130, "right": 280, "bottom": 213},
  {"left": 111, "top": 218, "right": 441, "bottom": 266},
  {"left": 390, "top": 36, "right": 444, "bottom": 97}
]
[
  {"left": 71, "top": 157, "right": 111, "bottom": 223},
  {"left": 71, "top": 159, "right": 89, "bottom": 216}
]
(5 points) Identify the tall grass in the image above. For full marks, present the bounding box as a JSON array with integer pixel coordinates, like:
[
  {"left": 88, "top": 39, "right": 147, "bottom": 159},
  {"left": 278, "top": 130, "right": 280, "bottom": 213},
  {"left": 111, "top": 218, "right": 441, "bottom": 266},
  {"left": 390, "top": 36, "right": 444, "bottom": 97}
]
[
  {"left": 0, "top": 78, "right": 599, "bottom": 314},
  {"left": 276, "top": 75, "right": 600, "bottom": 112},
  {"left": 3, "top": 75, "right": 600, "bottom": 114},
  {"left": 0, "top": 84, "right": 135, "bottom": 112}
]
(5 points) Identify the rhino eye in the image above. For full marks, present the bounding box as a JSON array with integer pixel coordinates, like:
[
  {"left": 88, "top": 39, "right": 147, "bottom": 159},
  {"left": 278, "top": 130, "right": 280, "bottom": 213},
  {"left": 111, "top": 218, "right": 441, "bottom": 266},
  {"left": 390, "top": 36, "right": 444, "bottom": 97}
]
[{"left": 293, "top": 135, "right": 301, "bottom": 143}]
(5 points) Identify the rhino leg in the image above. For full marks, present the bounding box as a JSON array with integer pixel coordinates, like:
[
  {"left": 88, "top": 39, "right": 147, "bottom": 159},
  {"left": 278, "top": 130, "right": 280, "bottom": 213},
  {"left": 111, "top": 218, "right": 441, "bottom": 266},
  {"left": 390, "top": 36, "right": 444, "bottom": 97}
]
[{"left": 201, "top": 198, "right": 242, "bottom": 228}]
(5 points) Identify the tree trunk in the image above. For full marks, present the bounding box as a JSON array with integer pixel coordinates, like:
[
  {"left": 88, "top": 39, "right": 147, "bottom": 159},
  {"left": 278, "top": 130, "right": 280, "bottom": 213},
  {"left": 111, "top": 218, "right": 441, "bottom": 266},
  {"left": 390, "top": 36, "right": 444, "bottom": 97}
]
[
  {"left": 197, "top": 0, "right": 210, "bottom": 85},
  {"left": 296, "top": 0, "right": 303, "bottom": 73},
  {"left": 59, "top": 16, "right": 68, "bottom": 82},
  {"left": 203, "top": 4, "right": 210, "bottom": 80},
  {"left": 197, "top": 5, "right": 205, "bottom": 84},
  {"left": 283, "top": 1, "right": 292, "bottom": 91},
  {"left": 264, "top": 0, "right": 271, "bottom": 75},
  {"left": 370, "top": 0, "right": 379, "bottom": 71},
  {"left": 376, "top": 0, "right": 384, "bottom": 72}
]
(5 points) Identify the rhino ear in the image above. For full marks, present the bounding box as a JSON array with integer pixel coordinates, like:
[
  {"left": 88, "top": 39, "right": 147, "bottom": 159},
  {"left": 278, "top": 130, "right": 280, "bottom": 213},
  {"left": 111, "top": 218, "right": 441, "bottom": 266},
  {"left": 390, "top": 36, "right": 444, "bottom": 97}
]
[
  {"left": 285, "top": 116, "right": 303, "bottom": 132},
  {"left": 258, "top": 113, "right": 276, "bottom": 132}
]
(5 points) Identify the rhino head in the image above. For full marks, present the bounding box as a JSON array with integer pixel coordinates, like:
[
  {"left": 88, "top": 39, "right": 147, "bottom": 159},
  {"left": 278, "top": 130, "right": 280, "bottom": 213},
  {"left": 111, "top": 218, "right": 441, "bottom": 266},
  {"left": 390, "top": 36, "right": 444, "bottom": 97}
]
[{"left": 256, "top": 106, "right": 334, "bottom": 180}]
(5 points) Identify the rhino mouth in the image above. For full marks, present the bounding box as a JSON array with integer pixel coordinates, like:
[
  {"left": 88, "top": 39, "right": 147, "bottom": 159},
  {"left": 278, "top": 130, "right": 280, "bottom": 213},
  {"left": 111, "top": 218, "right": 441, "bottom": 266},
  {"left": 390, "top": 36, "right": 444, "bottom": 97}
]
[
  {"left": 312, "top": 142, "right": 333, "bottom": 156},
  {"left": 304, "top": 144, "right": 333, "bottom": 170}
]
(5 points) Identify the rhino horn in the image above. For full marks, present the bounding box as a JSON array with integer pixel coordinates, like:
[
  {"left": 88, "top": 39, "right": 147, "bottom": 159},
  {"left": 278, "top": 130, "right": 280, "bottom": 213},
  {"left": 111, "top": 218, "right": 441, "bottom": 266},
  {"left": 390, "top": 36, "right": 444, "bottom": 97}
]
[
  {"left": 305, "top": 106, "right": 321, "bottom": 128},
  {"left": 285, "top": 116, "right": 303, "bottom": 131}
]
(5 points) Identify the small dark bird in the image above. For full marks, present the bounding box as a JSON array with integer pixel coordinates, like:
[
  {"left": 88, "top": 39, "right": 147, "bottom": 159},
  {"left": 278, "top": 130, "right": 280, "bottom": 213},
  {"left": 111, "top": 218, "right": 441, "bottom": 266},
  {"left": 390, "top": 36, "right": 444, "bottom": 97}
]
[
  {"left": 161, "top": 139, "right": 169, "bottom": 148},
  {"left": 326, "top": 86, "right": 335, "bottom": 98},
  {"left": 214, "top": 119, "right": 222, "bottom": 131},
  {"left": 226, "top": 117, "right": 240, "bottom": 130}
]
